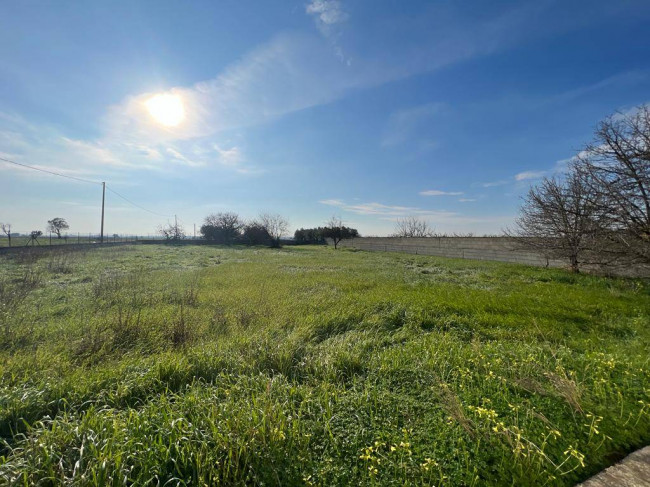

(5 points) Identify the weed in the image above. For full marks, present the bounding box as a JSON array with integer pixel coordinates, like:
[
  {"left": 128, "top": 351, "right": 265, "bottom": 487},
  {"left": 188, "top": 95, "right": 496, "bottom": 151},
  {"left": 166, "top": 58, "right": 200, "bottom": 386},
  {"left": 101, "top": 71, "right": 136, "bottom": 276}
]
[
  {"left": 110, "top": 307, "right": 144, "bottom": 350},
  {"left": 168, "top": 304, "right": 192, "bottom": 347},
  {"left": 46, "top": 251, "right": 75, "bottom": 274}
]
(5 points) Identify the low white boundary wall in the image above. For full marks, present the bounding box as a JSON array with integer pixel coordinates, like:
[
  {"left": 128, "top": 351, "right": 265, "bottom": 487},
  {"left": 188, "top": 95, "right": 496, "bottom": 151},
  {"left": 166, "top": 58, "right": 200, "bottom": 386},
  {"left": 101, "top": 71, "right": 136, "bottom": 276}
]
[{"left": 337, "top": 237, "right": 564, "bottom": 268}]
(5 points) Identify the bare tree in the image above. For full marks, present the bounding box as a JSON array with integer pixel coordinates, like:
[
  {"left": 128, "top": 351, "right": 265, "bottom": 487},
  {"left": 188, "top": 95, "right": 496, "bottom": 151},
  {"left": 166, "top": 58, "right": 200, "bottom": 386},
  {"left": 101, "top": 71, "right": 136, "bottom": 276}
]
[
  {"left": 578, "top": 104, "right": 650, "bottom": 263},
  {"left": 322, "top": 216, "right": 359, "bottom": 249},
  {"left": 158, "top": 220, "right": 185, "bottom": 241},
  {"left": 392, "top": 216, "right": 435, "bottom": 237},
  {"left": 509, "top": 171, "right": 602, "bottom": 273},
  {"left": 1, "top": 222, "right": 11, "bottom": 247},
  {"left": 47, "top": 217, "right": 69, "bottom": 239},
  {"left": 201, "top": 212, "right": 242, "bottom": 244},
  {"left": 259, "top": 213, "right": 289, "bottom": 248}
]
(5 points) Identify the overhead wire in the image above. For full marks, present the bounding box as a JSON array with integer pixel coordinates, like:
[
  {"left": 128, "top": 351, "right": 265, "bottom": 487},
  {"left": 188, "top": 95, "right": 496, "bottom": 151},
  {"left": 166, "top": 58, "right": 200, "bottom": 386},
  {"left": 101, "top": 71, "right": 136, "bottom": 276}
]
[
  {"left": 0, "top": 156, "right": 101, "bottom": 185},
  {"left": 1, "top": 155, "right": 175, "bottom": 219},
  {"left": 105, "top": 185, "right": 172, "bottom": 218}
]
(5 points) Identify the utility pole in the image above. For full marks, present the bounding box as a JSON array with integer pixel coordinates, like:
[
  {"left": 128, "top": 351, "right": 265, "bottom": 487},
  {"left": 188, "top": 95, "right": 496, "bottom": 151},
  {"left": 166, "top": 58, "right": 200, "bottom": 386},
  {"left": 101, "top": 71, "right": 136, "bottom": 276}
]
[
  {"left": 100, "top": 182, "right": 106, "bottom": 243},
  {"left": 194, "top": 223, "right": 196, "bottom": 239}
]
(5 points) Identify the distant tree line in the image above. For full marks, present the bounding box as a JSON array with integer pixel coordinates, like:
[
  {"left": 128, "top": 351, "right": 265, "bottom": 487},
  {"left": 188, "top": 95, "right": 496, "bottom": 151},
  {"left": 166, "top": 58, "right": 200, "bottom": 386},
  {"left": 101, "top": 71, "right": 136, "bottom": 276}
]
[
  {"left": 185, "top": 213, "right": 360, "bottom": 249},
  {"left": 192, "top": 212, "right": 290, "bottom": 248},
  {"left": 511, "top": 104, "right": 650, "bottom": 273},
  {"left": 294, "top": 227, "right": 327, "bottom": 245}
]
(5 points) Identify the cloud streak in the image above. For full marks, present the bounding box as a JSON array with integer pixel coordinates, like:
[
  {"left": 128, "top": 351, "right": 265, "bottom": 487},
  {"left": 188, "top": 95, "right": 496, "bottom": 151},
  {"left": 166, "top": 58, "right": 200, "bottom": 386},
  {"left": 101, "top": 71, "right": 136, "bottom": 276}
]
[
  {"left": 306, "top": 0, "right": 348, "bottom": 27},
  {"left": 419, "top": 189, "right": 463, "bottom": 196},
  {"left": 514, "top": 170, "right": 547, "bottom": 181},
  {"left": 306, "top": 0, "right": 350, "bottom": 63},
  {"left": 319, "top": 198, "right": 515, "bottom": 234},
  {"left": 382, "top": 103, "right": 444, "bottom": 148},
  {"left": 319, "top": 198, "right": 457, "bottom": 220}
]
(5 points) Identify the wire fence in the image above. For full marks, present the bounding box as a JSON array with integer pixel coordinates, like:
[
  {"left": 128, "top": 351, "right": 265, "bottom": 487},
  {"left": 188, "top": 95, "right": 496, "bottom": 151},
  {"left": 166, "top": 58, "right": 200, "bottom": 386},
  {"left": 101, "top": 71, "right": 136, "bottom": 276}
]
[{"left": 0, "top": 233, "right": 179, "bottom": 248}]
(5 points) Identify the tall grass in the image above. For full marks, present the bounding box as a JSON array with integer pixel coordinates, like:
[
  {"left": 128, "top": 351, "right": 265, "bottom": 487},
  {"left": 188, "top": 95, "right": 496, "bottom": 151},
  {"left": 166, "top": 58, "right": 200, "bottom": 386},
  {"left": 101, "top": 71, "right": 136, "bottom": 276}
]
[{"left": 0, "top": 245, "right": 648, "bottom": 485}]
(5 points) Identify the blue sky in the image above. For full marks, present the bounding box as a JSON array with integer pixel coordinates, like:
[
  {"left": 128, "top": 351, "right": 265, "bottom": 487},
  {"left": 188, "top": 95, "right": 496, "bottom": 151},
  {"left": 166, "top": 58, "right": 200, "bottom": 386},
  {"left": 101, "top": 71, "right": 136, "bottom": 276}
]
[{"left": 1, "top": 0, "right": 650, "bottom": 236}]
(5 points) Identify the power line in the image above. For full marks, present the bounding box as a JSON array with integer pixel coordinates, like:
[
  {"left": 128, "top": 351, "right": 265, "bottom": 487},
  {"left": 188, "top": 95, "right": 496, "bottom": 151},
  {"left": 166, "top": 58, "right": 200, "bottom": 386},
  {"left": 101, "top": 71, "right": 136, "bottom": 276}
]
[
  {"left": 1, "top": 155, "right": 174, "bottom": 219},
  {"left": 0, "top": 156, "right": 101, "bottom": 185},
  {"left": 105, "top": 185, "right": 172, "bottom": 218}
]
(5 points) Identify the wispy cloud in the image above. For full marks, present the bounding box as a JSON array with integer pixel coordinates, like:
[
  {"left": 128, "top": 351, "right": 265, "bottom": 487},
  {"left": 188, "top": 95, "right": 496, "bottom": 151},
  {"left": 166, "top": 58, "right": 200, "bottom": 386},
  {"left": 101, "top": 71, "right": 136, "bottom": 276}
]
[
  {"left": 514, "top": 170, "right": 547, "bottom": 181},
  {"left": 306, "top": 0, "right": 348, "bottom": 28},
  {"left": 165, "top": 148, "right": 204, "bottom": 167},
  {"left": 479, "top": 165, "right": 561, "bottom": 188},
  {"left": 458, "top": 198, "right": 476, "bottom": 202},
  {"left": 382, "top": 103, "right": 444, "bottom": 148},
  {"left": 319, "top": 198, "right": 514, "bottom": 234},
  {"left": 105, "top": 34, "right": 361, "bottom": 143},
  {"left": 0, "top": 109, "right": 260, "bottom": 179},
  {"left": 319, "top": 198, "right": 456, "bottom": 219},
  {"left": 478, "top": 170, "right": 547, "bottom": 188},
  {"left": 419, "top": 189, "right": 463, "bottom": 196},
  {"left": 213, "top": 144, "right": 244, "bottom": 167},
  {"left": 551, "top": 70, "right": 649, "bottom": 106},
  {"left": 319, "top": 198, "right": 345, "bottom": 206},
  {"left": 306, "top": 0, "right": 350, "bottom": 63},
  {"left": 479, "top": 180, "right": 509, "bottom": 188}
]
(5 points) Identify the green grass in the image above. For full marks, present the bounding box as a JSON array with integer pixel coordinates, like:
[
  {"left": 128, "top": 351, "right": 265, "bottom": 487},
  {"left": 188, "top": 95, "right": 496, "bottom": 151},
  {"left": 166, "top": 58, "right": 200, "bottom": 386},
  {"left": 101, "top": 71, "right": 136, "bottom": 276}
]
[{"left": 0, "top": 244, "right": 648, "bottom": 486}]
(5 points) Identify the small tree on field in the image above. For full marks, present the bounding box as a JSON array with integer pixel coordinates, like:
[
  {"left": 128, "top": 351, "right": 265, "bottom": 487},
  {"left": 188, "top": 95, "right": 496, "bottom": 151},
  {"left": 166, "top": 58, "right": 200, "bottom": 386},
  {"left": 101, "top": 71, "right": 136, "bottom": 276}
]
[
  {"left": 509, "top": 171, "right": 602, "bottom": 273},
  {"left": 200, "top": 212, "right": 242, "bottom": 245},
  {"left": 392, "top": 216, "right": 435, "bottom": 237},
  {"left": 158, "top": 220, "right": 185, "bottom": 241},
  {"left": 321, "top": 216, "right": 359, "bottom": 249},
  {"left": 47, "top": 217, "right": 69, "bottom": 239},
  {"left": 242, "top": 221, "right": 271, "bottom": 246},
  {"left": 259, "top": 213, "right": 289, "bottom": 248},
  {"left": 1, "top": 222, "right": 11, "bottom": 247}
]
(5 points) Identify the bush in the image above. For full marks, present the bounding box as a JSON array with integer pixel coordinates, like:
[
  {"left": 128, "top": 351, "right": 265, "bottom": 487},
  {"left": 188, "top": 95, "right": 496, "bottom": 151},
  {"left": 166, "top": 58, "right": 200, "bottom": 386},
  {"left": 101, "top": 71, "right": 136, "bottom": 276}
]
[{"left": 241, "top": 222, "right": 271, "bottom": 246}]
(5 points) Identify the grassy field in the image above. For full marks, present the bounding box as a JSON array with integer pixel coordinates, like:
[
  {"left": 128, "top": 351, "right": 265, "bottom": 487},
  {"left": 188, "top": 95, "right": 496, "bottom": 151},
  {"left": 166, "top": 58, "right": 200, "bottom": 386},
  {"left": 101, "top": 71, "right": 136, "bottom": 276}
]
[{"left": 0, "top": 244, "right": 648, "bottom": 485}]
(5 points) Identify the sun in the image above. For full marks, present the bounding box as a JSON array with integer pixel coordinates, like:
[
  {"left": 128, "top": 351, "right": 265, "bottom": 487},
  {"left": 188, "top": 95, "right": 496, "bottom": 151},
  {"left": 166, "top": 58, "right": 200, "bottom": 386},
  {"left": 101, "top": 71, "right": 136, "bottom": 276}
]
[{"left": 145, "top": 94, "right": 185, "bottom": 127}]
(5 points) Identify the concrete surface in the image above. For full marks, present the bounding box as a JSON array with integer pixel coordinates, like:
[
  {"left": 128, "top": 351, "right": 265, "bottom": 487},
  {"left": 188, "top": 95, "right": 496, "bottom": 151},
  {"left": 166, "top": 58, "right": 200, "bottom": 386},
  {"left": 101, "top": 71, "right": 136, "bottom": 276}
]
[{"left": 578, "top": 446, "right": 650, "bottom": 486}]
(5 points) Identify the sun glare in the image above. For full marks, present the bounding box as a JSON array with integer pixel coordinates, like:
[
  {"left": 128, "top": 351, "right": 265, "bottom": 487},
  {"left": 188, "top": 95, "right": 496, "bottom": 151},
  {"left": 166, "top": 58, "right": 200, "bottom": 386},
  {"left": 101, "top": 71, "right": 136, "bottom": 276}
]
[{"left": 145, "top": 94, "right": 185, "bottom": 127}]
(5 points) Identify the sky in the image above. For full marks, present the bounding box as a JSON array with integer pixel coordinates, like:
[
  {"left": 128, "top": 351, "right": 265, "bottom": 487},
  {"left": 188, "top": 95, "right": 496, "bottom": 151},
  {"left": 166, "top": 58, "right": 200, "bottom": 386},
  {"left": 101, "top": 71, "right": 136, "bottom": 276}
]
[{"left": 1, "top": 0, "right": 650, "bottom": 237}]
